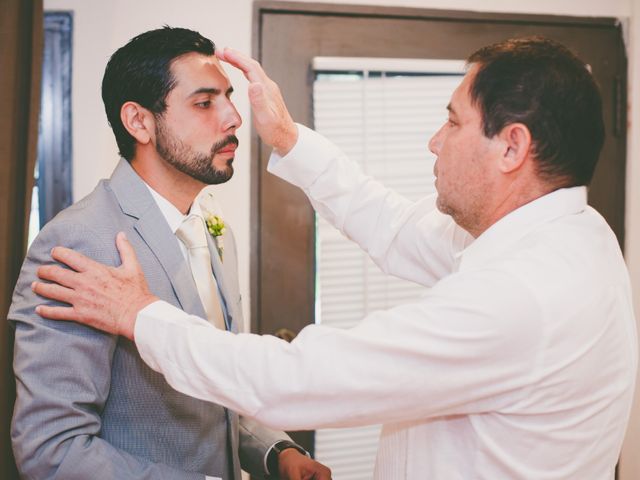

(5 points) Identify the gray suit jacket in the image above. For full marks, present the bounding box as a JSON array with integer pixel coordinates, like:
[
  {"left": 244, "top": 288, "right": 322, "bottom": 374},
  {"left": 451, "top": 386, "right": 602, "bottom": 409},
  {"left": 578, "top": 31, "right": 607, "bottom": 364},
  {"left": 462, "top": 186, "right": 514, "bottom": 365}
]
[{"left": 9, "top": 160, "right": 286, "bottom": 479}]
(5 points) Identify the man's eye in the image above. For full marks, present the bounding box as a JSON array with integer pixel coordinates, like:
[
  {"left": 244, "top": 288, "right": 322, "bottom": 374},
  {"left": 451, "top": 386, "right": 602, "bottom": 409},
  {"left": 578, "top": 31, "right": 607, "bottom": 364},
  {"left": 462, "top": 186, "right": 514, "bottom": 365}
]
[{"left": 196, "top": 101, "right": 211, "bottom": 108}]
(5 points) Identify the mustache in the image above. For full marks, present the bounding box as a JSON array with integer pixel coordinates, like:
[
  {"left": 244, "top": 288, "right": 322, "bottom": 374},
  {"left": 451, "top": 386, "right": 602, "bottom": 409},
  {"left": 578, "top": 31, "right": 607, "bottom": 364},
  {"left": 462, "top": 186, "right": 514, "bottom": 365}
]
[{"left": 211, "top": 135, "right": 239, "bottom": 155}]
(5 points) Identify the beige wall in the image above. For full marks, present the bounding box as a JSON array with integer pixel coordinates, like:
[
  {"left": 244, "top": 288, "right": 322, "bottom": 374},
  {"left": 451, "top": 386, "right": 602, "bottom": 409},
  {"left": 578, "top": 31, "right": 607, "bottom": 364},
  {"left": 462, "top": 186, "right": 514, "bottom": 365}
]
[
  {"left": 44, "top": 0, "right": 640, "bottom": 477},
  {"left": 621, "top": 1, "right": 640, "bottom": 477}
]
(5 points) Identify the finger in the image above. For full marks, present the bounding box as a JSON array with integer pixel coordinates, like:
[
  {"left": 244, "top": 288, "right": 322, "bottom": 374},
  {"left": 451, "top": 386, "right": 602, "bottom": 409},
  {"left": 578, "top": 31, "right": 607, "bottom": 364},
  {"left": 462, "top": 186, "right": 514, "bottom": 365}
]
[
  {"left": 37, "top": 264, "right": 81, "bottom": 288},
  {"left": 305, "top": 471, "right": 319, "bottom": 480},
  {"left": 32, "top": 281, "right": 75, "bottom": 305},
  {"left": 216, "top": 47, "right": 268, "bottom": 83},
  {"left": 317, "top": 470, "right": 332, "bottom": 480},
  {"left": 309, "top": 472, "right": 331, "bottom": 480},
  {"left": 51, "top": 246, "right": 96, "bottom": 273},
  {"left": 308, "top": 465, "right": 331, "bottom": 480},
  {"left": 35, "top": 304, "right": 78, "bottom": 321},
  {"left": 115, "top": 232, "right": 142, "bottom": 273},
  {"left": 286, "top": 470, "right": 301, "bottom": 480},
  {"left": 248, "top": 83, "right": 267, "bottom": 111},
  {"left": 214, "top": 47, "right": 229, "bottom": 62}
]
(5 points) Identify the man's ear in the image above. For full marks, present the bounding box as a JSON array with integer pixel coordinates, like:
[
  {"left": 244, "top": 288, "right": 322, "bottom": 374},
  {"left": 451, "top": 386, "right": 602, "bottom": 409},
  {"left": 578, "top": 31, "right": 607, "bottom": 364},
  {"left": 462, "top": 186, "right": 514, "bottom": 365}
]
[
  {"left": 498, "top": 123, "right": 532, "bottom": 174},
  {"left": 120, "top": 102, "right": 155, "bottom": 145}
]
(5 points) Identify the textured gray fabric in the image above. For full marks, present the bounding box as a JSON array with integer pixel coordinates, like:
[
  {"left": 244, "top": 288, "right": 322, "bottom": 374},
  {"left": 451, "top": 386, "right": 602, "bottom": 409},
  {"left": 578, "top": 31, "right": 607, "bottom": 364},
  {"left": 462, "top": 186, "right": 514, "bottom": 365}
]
[{"left": 9, "top": 159, "right": 287, "bottom": 480}]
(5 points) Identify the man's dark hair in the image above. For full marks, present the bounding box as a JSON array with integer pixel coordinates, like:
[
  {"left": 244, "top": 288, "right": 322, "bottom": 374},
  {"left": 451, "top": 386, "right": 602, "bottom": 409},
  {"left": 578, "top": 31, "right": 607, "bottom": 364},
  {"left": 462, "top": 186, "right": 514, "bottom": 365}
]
[
  {"left": 467, "top": 36, "right": 604, "bottom": 187},
  {"left": 102, "top": 26, "right": 215, "bottom": 161}
]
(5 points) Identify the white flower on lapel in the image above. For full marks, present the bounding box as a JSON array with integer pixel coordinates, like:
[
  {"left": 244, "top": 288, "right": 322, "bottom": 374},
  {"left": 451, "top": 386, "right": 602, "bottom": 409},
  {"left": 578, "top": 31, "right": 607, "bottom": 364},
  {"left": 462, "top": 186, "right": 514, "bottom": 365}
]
[{"left": 199, "top": 190, "right": 225, "bottom": 262}]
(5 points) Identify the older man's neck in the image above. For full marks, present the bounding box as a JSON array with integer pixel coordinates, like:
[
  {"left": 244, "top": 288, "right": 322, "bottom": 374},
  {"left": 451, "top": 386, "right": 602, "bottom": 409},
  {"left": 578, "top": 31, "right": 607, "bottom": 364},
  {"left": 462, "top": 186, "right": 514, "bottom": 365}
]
[{"left": 465, "top": 179, "right": 564, "bottom": 238}]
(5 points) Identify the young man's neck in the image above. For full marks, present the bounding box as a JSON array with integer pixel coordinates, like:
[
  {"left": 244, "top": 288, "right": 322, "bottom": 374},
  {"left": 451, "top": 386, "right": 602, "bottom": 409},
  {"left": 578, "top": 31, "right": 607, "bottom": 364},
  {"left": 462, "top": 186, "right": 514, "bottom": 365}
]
[{"left": 130, "top": 157, "right": 204, "bottom": 215}]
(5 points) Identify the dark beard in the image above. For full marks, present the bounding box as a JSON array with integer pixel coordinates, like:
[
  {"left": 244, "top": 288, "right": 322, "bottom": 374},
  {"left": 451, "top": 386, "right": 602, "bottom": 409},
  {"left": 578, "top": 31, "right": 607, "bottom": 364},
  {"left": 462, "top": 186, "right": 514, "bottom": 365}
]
[{"left": 155, "top": 119, "right": 238, "bottom": 185}]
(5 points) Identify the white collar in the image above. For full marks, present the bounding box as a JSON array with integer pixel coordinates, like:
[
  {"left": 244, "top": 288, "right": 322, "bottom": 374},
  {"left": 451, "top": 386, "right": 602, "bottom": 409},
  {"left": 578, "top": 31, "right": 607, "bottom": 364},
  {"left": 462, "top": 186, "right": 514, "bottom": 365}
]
[
  {"left": 456, "top": 186, "right": 588, "bottom": 272},
  {"left": 143, "top": 182, "right": 219, "bottom": 234}
]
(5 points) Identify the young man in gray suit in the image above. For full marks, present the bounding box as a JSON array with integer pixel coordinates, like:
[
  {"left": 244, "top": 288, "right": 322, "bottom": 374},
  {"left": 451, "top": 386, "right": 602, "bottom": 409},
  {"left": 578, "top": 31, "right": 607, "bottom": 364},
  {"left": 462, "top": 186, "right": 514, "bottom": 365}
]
[{"left": 8, "top": 27, "right": 330, "bottom": 480}]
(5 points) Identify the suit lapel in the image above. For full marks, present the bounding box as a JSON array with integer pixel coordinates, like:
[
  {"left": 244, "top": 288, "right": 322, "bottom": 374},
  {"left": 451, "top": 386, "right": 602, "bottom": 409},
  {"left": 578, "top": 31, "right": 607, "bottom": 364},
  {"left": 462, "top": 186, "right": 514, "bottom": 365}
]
[{"left": 108, "top": 160, "right": 206, "bottom": 319}]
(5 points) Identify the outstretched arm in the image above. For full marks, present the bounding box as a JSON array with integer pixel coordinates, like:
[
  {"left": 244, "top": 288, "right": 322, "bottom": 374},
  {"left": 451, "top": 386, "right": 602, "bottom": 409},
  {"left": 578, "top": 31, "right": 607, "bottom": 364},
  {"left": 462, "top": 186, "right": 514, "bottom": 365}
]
[
  {"left": 217, "top": 48, "right": 469, "bottom": 284},
  {"left": 33, "top": 233, "right": 538, "bottom": 431}
]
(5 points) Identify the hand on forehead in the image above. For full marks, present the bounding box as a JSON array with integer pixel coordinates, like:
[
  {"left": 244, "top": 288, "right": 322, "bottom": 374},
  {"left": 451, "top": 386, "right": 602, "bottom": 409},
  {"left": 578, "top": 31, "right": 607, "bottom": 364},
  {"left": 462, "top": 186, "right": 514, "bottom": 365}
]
[{"left": 215, "top": 47, "right": 269, "bottom": 84}]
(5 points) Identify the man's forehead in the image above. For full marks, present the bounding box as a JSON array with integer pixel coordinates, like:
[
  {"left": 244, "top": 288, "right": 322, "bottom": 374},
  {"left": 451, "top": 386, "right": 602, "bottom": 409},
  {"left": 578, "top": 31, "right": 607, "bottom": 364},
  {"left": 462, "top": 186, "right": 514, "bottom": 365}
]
[
  {"left": 176, "top": 51, "right": 222, "bottom": 66},
  {"left": 170, "top": 53, "right": 231, "bottom": 91},
  {"left": 447, "top": 82, "right": 465, "bottom": 115},
  {"left": 449, "top": 68, "right": 477, "bottom": 112}
]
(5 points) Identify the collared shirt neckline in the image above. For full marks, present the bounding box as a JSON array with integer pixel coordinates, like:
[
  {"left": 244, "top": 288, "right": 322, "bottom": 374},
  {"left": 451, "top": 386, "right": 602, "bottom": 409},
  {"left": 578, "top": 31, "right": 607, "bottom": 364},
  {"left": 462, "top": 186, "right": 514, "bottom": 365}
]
[
  {"left": 143, "top": 183, "right": 212, "bottom": 234},
  {"left": 455, "top": 186, "right": 588, "bottom": 272}
]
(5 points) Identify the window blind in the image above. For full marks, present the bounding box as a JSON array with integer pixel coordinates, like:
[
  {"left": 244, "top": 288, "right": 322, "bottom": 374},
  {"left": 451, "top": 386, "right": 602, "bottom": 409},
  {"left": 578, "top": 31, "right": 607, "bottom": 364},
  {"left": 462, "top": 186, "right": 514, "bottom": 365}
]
[{"left": 313, "top": 59, "right": 463, "bottom": 479}]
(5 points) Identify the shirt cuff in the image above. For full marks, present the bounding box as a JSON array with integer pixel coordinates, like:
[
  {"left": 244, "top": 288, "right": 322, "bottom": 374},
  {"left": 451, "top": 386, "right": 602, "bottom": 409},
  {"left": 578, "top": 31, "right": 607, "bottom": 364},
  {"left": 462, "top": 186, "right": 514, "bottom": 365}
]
[{"left": 267, "top": 123, "right": 343, "bottom": 189}]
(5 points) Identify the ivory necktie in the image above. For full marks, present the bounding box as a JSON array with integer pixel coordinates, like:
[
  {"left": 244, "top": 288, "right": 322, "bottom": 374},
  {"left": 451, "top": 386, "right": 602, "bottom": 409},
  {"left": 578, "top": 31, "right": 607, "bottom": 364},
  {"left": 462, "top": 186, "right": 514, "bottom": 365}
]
[{"left": 176, "top": 214, "right": 226, "bottom": 330}]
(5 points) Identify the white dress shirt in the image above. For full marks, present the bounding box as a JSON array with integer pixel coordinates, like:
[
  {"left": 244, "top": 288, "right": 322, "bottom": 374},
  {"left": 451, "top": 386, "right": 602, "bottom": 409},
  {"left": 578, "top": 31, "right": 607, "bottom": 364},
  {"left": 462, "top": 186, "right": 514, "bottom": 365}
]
[
  {"left": 135, "top": 125, "right": 637, "bottom": 479},
  {"left": 145, "top": 182, "right": 208, "bottom": 262}
]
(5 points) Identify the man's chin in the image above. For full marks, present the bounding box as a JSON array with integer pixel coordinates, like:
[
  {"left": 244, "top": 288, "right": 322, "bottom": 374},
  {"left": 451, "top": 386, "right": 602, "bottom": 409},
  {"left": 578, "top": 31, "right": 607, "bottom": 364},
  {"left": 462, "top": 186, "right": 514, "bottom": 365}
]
[
  {"left": 211, "top": 155, "right": 233, "bottom": 169},
  {"left": 435, "top": 196, "right": 453, "bottom": 216},
  {"left": 206, "top": 166, "right": 234, "bottom": 185}
]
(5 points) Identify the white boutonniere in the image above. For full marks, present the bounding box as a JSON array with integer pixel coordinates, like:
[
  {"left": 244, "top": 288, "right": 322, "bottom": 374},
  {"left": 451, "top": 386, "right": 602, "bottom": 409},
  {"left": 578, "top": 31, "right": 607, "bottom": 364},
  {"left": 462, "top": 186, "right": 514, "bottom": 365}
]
[
  {"left": 205, "top": 214, "right": 225, "bottom": 261},
  {"left": 200, "top": 190, "right": 225, "bottom": 261}
]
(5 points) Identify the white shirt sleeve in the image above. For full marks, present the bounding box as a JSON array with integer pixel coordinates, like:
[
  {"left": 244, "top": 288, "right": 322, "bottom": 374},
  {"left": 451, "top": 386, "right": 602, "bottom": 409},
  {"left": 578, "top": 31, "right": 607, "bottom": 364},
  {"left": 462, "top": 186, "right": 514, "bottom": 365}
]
[
  {"left": 136, "top": 263, "right": 542, "bottom": 431},
  {"left": 133, "top": 128, "right": 542, "bottom": 431},
  {"left": 267, "top": 124, "right": 471, "bottom": 286}
]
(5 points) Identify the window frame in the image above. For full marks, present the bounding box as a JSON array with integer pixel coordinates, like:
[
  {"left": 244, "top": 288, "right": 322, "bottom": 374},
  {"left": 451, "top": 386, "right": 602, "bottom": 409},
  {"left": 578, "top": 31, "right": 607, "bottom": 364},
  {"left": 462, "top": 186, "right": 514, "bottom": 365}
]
[{"left": 37, "top": 11, "right": 73, "bottom": 229}]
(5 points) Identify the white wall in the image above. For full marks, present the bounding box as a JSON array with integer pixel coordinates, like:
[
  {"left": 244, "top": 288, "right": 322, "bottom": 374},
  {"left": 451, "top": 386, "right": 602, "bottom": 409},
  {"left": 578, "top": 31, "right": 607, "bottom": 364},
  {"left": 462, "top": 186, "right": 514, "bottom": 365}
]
[{"left": 44, "top": 0, "right": 640, "bottom": 477}]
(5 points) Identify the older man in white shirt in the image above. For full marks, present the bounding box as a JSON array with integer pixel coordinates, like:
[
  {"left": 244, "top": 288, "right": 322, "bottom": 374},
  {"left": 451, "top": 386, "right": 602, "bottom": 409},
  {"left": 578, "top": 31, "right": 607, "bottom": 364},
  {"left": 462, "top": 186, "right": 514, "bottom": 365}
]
[{"left": 34, "top": 37, "right": 637, "bottom": 479}]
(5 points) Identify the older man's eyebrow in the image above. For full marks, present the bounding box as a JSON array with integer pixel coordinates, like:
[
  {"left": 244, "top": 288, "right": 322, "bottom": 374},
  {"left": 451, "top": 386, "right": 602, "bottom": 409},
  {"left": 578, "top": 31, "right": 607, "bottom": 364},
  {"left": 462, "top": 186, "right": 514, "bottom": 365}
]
[
  {"left": 446, "top": 103, "right": 460, "bottom": 118},
  {"left": 189, "top": 86, "right": 234, "bottom": 97}
]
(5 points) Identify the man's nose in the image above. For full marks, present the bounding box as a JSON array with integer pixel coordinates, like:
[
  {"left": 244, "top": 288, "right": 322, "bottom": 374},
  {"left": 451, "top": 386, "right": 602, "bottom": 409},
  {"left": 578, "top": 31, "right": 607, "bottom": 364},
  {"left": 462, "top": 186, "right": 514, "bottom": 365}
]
[
  {"left": 428, "top": 125, "right": 444, "bottom": 155},
  {"left": 223, "top": 101, "right": 242, "bottom": 132}
]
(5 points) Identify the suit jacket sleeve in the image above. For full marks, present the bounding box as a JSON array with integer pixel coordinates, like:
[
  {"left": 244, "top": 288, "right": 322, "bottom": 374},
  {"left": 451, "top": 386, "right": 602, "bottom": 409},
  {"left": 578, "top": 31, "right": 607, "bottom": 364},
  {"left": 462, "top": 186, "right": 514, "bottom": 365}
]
[
  {"left": 9, "top": 221, "right": 204, "bottom": 480},
  {"left": 238, "top": 416, "right": 291, "bottom": 477}
]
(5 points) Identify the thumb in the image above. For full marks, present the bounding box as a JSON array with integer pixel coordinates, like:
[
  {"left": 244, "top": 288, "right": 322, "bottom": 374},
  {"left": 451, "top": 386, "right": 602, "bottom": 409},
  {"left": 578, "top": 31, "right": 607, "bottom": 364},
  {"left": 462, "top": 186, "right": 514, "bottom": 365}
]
[{"left": 116, "top": 232, "right": 140, "bottom": 272}]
